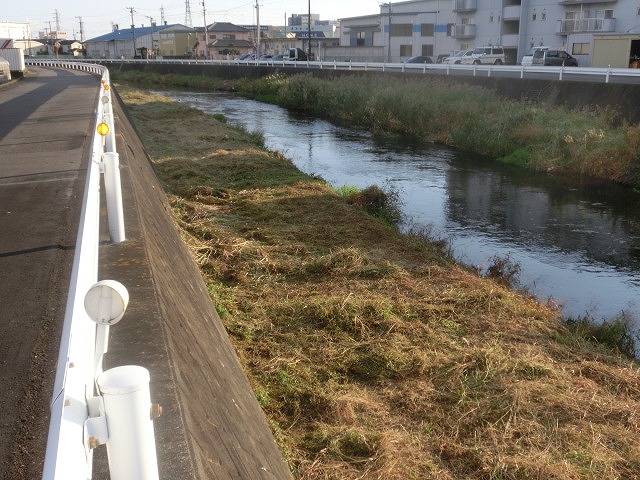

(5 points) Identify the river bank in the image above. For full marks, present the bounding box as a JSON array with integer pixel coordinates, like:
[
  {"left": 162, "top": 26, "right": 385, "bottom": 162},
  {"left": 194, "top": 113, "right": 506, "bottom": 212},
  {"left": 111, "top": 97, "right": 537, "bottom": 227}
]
[
  {"left": 111, "top": 70, "right": 640, "bottom": 189},
  {"left": 114, "top": 82, "right": 640, "bottom": 479}
]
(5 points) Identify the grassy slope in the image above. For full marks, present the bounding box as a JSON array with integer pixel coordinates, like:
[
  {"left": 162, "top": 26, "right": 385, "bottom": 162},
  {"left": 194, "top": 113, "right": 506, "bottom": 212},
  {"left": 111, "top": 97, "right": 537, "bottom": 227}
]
[{"left": 116, "top": 85, "right": 640, "bottom": 480}]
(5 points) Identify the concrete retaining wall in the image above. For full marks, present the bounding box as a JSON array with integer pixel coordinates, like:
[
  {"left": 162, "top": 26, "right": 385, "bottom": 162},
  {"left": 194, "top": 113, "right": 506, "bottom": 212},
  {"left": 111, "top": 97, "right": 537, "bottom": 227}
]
[
  {"left": 99, "top": 91, "right": 293, "bottom": 480},
  {"left": 110, "top": 62, "right": 640, "bottom": 124}
]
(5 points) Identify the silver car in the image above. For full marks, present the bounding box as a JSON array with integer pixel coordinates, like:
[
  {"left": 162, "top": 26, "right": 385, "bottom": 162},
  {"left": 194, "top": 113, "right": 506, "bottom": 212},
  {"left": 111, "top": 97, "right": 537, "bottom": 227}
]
[{"left": 442, "top": 50, "right": 472, "bottom": 65}]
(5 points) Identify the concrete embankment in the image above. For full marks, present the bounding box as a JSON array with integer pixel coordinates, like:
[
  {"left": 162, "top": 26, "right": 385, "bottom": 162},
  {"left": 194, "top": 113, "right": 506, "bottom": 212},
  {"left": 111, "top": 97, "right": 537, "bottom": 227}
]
[
  {"left": 110, "top": 62, "right": 640, "bottom": 124},
  {"left": 95, "top": 91, "right": 292, "bottom": 479}
]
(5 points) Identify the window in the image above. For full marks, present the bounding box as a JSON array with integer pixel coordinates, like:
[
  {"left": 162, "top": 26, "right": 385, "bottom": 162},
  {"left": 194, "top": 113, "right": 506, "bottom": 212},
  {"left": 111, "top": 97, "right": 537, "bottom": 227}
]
[
  {"left": 421, "top": 23, "right": 434, "bottom": 36},
  {"left": 572, "top": 42, "right": 589, "bottom": 55},
  {"left": 604, "top": 9, "right": 614, "bottom": 19},
  {"left": 532, "top": 13, "right": 537, "bottom": 21},
  {"left": 390, "top": 23, "right": 412, "bottom": 36},
  {"left": 422, "top": 44, "right": 434, "bottom": 56},
  {"left": 446, "top": 23, "right": 454, "bottom": 36},
  {"left": 222, "top": 34, "right": 236, "bottom": 40},
  {"left": 400, "top": 44, "right": 412, "bottom": 56}
]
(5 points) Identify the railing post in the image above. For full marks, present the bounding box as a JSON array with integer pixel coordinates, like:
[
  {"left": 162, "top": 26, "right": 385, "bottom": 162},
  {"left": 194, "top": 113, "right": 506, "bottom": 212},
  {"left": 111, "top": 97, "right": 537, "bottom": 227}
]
[
  {"left": 102, "top": 152, "right": 126, "bottom": 243},
  {"left": 98, "top": 366, "right": 160, "bottom": 480}
]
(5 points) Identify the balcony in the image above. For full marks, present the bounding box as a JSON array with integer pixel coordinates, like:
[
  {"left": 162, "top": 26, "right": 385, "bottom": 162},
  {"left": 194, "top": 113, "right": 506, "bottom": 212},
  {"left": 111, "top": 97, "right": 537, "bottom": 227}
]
[
  {"left": 453, "top": 0, "right": 477, "bottom": 13},
  {"left": 502, "top": 5, "right": 521, "bottom": 21},
  {"left": 559, "top": 0, "right": 616, "bottom": 4},
  {"left": 452, "top": 24, "right": 477, "bottom": 38},
  {"left": 556, "top": 17, "right": 616, "bottom": 34}
]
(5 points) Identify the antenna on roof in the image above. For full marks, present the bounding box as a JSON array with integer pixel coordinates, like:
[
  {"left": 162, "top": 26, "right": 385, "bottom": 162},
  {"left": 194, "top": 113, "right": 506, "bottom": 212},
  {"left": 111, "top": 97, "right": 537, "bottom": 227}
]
[{"left": 185, "top": 0, "right": 193, "bottom": 27}]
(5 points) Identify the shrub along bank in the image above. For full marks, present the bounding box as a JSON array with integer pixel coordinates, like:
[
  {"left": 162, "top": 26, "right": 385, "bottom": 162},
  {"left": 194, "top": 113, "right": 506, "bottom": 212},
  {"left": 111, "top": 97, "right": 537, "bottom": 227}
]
[
  {"left": 111, "top": 69, "right": 640, "bottom": 188},
  {"left": 115, "top": 83, "right": 640, "bottom": 480}
]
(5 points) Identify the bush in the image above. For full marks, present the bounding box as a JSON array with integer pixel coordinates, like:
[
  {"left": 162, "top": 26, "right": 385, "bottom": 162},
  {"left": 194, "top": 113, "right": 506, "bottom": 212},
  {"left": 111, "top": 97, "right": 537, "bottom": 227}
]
[{"left": 346, "top": 184, "right": 403, "bottom": 225}]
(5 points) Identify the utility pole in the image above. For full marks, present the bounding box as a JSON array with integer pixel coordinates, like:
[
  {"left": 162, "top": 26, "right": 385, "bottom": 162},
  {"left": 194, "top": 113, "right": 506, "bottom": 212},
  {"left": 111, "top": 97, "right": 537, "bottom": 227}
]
[
  {"left": 384, "top": 3, "right": 392, "bottom": 63},
  {"left": 202, "top": 1, "right": 209, "bottom": 59},
  {"left": 255, "top": 0, "right": 260, "bottom": 58},
  {"left": 76, "top": 16, "right": 85, "bottom": 57},
  {"left": 307, "top": 0, "right": 311, "bottom": 59},
  {"left": 76, "top": 16, "right": 84, "bottom": 42},
  {"left": 127, "top": 7, "right": 136, "bottom": 58},
  {"left": 161, "top": 6, "right": 166, "bottom": 25},
  {"left": 185, "top": 0, "right": 193, "bottom": 27},
  {"left": 54, "top": 9, "right": 61, "bottom": 32},
  {"left": 144, "top": 15, "right": 156, "bottom": 58}
]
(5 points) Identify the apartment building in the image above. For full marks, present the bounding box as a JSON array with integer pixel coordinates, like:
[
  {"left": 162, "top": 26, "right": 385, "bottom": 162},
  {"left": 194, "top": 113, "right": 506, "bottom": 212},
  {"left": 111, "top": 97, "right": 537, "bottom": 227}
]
[{"left": 337, "top": 0, "right": 640, "bottom": 66}]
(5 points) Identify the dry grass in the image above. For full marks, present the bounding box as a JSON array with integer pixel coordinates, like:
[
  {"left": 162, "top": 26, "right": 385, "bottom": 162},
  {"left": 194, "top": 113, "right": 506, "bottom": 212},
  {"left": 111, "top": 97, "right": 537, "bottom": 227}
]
[{"left": 117, "top": 85, "right": 640, "bottom": 480}]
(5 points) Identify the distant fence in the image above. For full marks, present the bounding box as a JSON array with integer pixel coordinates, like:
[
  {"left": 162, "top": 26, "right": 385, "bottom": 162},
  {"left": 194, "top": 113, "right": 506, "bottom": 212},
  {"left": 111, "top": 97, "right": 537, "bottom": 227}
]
[
  {"left": 57, "top": 56, "right": 640, "bottom": 84},
  {"left": 25, "top": 59, "right": 159, "bottom": 480}
]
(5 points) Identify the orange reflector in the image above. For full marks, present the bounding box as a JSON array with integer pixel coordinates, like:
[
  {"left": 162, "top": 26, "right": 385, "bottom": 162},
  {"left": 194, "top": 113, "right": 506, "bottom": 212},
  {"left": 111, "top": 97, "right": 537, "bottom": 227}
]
[
  {"left": 104, "top": 84, "right": 110, "bottom": 91},
  {"left": 101, "top": 79, "right": 106, "bottom": 84},
  {"left": 97, "top": 123, "right": 110, "bottom": 136}
]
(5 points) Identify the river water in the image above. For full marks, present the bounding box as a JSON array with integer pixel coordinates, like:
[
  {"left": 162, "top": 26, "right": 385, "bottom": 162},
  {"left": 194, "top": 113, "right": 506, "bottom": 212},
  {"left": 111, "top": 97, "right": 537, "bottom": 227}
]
[{"left": 163, "top": 91, "right": 640, "bottom": 323}]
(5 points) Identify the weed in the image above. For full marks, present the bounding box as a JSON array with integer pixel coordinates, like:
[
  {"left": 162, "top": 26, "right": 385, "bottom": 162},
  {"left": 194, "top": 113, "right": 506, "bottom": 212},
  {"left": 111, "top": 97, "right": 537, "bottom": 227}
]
[
  {"left": 485, "top": 254, "right": 521, "bottom": 288},
  {"left": 562, "top": 312, "right": 638, "bottom": 358},
  {"left": 345, "top": 184, "right": 404, "bottom": 225}
]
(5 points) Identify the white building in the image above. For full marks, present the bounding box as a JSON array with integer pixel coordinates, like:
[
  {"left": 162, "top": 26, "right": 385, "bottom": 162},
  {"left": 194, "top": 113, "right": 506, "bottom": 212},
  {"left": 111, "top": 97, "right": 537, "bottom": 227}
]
[
  {"left": 337, "top": 0, "right": 640, "bottom": 66},
  {"left": 0, "top": 22, "right": 32, "bottom": 42}
]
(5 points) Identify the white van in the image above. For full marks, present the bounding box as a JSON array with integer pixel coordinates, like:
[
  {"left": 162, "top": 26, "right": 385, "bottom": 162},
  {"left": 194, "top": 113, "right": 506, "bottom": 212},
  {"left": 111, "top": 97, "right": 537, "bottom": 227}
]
[
  {"left": 521, "top": 46, "right": 549, "bottom": 66},
  {"left": 459, "top": 46, "right": 506, "bottom": 65}
]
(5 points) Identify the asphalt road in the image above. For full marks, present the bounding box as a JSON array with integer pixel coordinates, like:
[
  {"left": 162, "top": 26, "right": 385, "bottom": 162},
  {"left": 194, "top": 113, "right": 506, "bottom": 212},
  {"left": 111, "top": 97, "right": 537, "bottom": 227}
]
[
  {"left": 0, "top": 66, "right": 292, "bottom": 480},
  {"left": 0, "top": 67, "right": 98, "bottom": 479}
]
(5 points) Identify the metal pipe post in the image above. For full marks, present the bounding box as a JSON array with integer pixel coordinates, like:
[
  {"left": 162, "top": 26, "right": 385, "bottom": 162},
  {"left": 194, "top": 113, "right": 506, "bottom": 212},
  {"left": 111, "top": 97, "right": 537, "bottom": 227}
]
[{"left": 98, "top": 366, "right": 159, "bottom": 480}]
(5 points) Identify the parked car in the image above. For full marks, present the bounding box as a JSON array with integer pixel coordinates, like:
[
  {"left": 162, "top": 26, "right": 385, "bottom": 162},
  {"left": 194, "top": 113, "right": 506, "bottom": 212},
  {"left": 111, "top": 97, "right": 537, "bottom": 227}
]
[
  {"left": 258, "top": 54, "right": 272, "bottom": 60},
  {"left": 459, "top": 46, "right": 506, "bottom": 65},
  {"left": 271, "top": 54, "right": 285, "bottom": 61},
  {"left": 403, "top": 55, "right": 433, "bottom": 64},
  {"left": 442, "top": 50, "right": 472, "bottom": 65},
  {"left": 435, "top": 54, "right": 450, "bottom": 63},
  {"left": 532, "top": 49, "right": 578, "bottom": 66},
  {"left": 520, "top": 46, "right": 549, "bottom": 66}
]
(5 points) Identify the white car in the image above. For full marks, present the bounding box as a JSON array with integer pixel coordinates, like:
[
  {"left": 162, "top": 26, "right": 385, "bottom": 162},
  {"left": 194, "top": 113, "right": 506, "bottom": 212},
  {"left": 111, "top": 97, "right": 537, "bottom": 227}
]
[
  {"left": 442, "top": 50, "right": 472, "bottom": 65},
  {"left": 459, "top": 46, "right": 506, "bottom": 65},
  {"left": 521, "top": 46, "right": 549, "bottom": 66}
]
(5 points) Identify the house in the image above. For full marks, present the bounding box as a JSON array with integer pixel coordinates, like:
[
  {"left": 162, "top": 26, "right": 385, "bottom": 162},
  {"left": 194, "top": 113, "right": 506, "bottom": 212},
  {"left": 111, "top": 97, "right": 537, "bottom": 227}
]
[
  {"left": 85, "top": 24, "right": 185, "bottom": 59},
  {"left": 60, "top": 39, "right": 84, "bottom": 56},
  {"left": 194, "top": 22, "right": 253, "bottom": 59},
  {"left": 158, "top": 24, "right": 197, "bottom": 58}
]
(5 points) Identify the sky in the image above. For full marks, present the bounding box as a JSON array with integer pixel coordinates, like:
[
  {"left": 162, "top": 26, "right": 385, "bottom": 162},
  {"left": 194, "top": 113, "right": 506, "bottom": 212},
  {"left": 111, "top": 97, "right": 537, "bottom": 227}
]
[{"left": 2, "top": 0, "right": 381, "bottom": 40}]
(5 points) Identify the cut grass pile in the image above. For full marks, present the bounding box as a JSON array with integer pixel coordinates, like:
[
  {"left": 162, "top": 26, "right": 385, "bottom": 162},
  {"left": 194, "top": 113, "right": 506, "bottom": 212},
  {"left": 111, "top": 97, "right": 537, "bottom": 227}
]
[{"left": 116, "top": 84, "right": 640, "bottom": 479}]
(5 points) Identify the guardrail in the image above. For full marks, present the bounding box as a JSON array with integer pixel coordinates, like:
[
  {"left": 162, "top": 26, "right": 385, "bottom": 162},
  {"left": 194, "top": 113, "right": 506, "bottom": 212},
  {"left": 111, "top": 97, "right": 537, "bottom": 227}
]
[
  {"left": 56, "top": 56, "right": 640, "bottom": 84},
  {"left": 25, "top": 59, "right": 159, "bottom": 480}
]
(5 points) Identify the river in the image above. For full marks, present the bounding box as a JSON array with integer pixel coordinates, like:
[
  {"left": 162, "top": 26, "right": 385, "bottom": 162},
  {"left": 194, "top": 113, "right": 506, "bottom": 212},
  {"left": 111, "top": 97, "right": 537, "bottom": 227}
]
[{"left": 162, "top": 91, "right": 640, "bottom": 324}]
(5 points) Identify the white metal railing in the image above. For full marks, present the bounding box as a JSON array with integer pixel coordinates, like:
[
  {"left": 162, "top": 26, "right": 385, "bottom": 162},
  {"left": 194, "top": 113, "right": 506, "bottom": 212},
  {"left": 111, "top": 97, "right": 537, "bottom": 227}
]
[
  {"left": 557, "top": 17, "right": 616, "bottom": 34},
  {"left": 25, "top": 59, "right": 159, "bottom": 480},
  {"left": 51, "top": 57, "right": 640, "bottom": 84}
]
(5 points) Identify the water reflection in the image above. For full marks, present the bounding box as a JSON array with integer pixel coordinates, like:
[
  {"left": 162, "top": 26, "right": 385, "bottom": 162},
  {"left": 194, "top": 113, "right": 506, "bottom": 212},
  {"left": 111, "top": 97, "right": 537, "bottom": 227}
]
[{"left": 161, "top": 91, "right": 640, "bottom": 321}]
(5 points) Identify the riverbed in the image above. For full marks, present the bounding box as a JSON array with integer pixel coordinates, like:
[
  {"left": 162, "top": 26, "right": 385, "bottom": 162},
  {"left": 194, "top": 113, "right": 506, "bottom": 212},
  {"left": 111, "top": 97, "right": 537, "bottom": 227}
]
[{"left": 163, "top": 91, "right": 640, "bottom": 324}]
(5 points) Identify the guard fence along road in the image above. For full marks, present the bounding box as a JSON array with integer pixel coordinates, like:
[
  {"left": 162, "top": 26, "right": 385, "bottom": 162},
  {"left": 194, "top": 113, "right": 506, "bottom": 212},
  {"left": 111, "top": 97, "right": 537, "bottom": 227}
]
[
  {"left": 51, "top": 56, "right": 640, "bottom": 85},
  {"left": 25, "top": 59, "right": 161, "bottom": 480}
]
